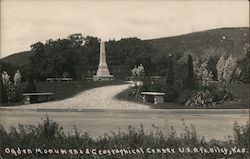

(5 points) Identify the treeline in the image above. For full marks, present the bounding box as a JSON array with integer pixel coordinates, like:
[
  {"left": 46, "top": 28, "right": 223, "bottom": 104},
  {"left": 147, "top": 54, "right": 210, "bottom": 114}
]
[
  {"left": 27, "top": 34, "right": 157, "bottom": 80},
  {"left": 1, "top": 33, "right": 249, "bottom": 83}
]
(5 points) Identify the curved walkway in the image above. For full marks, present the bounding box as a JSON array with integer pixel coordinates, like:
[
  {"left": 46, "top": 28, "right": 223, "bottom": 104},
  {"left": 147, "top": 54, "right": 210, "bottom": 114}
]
[{"left": 1, "top": 84, "right": 150, "bottom": 110}]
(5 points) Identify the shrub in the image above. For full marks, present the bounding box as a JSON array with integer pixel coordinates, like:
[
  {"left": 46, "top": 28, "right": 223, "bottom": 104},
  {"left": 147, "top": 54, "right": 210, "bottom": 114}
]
[
  {"left": 184, "top": 90, "right": 213, "bottom": 108},
  {"left": 184, "top": 85, "right": 234, "bottom": 108},
  {"left": 23, "top": 77, "right": 37, "bottom": 93},
  {"left": 176, "top": 90, "right": 193, "bottom": 105},
  {"left": 163, "top": 83, "right": 179, "bottom": 102},
  {"left": 141, "top": 78, "right": 164, "bottom": 92},
  {"left": 129, "top": 64, "right": 144, "bottom": 98},
  {"left": 1, "top": 70, "right": 22, "bottom": 103},
  {"left": 142, "top": 78, "right": 179, "bottom": 102},
  {"left": 237, "top": 51, "right": 250, "bottom": 83},
  {"left": 0, "top": 118, "right": 248, "bottom": 159},
  {"left": 233, "top": 121, "right": 249, "bottom": 148},
  {"left": 194, "top": 60, "right": 213, "bottom": 87}
]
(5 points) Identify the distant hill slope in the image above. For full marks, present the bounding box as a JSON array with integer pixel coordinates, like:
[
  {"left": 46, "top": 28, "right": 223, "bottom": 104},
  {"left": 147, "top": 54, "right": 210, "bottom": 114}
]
[
  {"left": 146, "top": 27, "right": 249, "bottom": 59},
  {"left": 1, "top": 27, "right": 249, "bottom": 67},
  {"left": 1, "top": 51, "right": 31, "bottom": 66}
]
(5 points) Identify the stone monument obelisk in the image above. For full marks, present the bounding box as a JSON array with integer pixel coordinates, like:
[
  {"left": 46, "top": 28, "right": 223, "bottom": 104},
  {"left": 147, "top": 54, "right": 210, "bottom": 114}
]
[{"left": 93, "top": 41, "right": 113, "bottom": 81}]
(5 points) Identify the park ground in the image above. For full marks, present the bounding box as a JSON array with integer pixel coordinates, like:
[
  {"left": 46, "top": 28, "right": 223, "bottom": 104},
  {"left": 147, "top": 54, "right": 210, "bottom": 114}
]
[
  {"left": 0, "top": 80, "right": 248, "bottom": 148},
  {"left": 0, "top": 80, "right": 249, "bottom": 109}
]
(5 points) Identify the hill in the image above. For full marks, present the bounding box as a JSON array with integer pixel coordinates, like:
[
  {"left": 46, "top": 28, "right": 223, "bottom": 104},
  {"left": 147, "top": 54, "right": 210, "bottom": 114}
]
[
  {"left": 146, "top": 27, "right": 249, "bottom": 59},
  {"left": 1, "top": 27, "right": 249, "bottom": 67},
  {"left": 1, "top": 51, "right": 31, "bottom": 67}
]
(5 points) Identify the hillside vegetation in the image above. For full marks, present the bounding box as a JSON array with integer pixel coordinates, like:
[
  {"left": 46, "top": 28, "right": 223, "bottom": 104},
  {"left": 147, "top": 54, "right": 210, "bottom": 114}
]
[
  {"left": 146, "top": 27, "right": 249, "bottom": 59},
  {"left": 1, "top": 27, "right": 249, "bottom": 67},
  {"left": 1, "top": 51, "right": 31, "bottom": 67}
]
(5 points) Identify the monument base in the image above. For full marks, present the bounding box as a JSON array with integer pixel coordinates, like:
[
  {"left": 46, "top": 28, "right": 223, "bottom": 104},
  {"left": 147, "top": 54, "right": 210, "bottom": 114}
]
[{"left": 93, "top": 75, "right": 114, "bottom": 81}]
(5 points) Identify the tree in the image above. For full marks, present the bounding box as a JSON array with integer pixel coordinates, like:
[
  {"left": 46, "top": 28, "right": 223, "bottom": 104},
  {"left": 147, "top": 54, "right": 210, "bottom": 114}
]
[
  {"left": 223, "top": 55, "right": 237, "bottom": 83},
  {"left": 1, "top": 70, "right": 22, "bottom": 102},
  {"left": 207, "top": 56, "right": 218, "bottom": 80},
  {"left": 1, "top": 70, "right": 8, "bottom": 103},
  {"left": 186, "top": 55, "right": 196, "bottom": 90},
  {"left": 194, "top": 60, "right": 213, "bottom": 87},
  {"left": 216, "top": 55, "right": 226, "bottom": 82},
  {"left": 30, "top": 42, "right": 45, "bottom": 79},
  {"left": 129, "top": 64, "right": 145, "bottom": 98},
  {"left": 79, "top": 36, "right": 100, "bottom": 75},
  {"left": 237, "top": 51, "right": 250, "bottom": 83},
  {"left": 106, "top": 38, "right": 155, "bottom": 77},
  {"left": 152, "top": 54, "right": 169, "bottom": 76},
  {"left": 67, "top": 33, "right": 84, "bottom": 48},
  {"left": 30, "top": 37, "right": 83, "bottom": 80},
  {"left": 166, "top": 54, "right": 175, "bottom": 85}
]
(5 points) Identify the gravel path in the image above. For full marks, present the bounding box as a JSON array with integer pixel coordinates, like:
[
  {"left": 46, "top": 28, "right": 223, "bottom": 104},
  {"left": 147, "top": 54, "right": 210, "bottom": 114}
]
[{"left": 2, "top": 84, "right": 150, "bottom": 110}]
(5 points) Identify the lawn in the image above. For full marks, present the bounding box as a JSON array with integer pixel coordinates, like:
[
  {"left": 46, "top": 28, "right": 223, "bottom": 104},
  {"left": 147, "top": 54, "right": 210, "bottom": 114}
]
[
  {"left": 116, "top": 83, "right": 249, "bottom": 109},
  {"left": 1, "top": 80, "right": 127, "bottom": 106},
  {"left": 115, "top": 89, "right": 185, "bottom": 109},
  {"left": 36, "top": 80, "right": 127, "bottom": 101}
]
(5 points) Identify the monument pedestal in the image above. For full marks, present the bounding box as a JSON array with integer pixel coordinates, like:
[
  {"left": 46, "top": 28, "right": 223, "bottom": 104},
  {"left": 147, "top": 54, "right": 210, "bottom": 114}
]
[{"left": 93, "top": 41, "right": 114, "bottom": 81}]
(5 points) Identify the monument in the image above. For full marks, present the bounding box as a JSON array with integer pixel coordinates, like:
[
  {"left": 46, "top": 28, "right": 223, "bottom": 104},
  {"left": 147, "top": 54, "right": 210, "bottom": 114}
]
[{"left": 93, "top": 41, "right": 114, "bottom": 81}]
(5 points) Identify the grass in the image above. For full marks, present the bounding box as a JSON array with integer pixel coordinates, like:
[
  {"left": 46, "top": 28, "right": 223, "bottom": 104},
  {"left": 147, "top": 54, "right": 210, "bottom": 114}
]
[
  {"left": 0, "top": 117, "right": 249, "bottom": 159},
  {"left": 207, "top": 83, "right": 250, "bottom": 109},
  {"left": 115, "top": 89, "right": 185, "bottom": 109},
  {"left": 116, "top": 83, "right": 249, "bottom": 109},
  {"left": 36, "top": 80, "right": 127, "bottom": 101},
  {"left": 1, "top": 80, "right": 249, "bottom": 109},
  {"left": 227, "top": 83, "right": 250, "bottom": 108},
  {"left": 1, "top": 80, "right": 127, "bottom": 106}
]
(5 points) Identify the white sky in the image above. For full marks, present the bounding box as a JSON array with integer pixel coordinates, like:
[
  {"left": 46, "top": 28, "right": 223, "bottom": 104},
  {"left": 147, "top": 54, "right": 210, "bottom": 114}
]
[{"left": 0, "top": 0, "right": 249, "bottom": 58}]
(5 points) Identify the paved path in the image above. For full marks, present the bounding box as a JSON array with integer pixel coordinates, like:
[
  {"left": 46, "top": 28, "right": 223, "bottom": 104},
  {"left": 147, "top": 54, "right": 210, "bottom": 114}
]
[{"left": 1, "top": 84, "right": 150, "bottom": 110}]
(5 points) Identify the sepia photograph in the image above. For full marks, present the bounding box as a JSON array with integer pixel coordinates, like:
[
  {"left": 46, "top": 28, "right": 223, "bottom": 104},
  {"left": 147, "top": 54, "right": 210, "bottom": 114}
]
[{"left": 0, "top": 0, "right": 249, "bottom": 158}]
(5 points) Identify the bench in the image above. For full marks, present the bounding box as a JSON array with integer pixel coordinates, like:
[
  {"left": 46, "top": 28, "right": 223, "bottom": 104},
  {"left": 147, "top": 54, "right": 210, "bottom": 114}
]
[
  {"left": 85, "top": 77, "right": 94, "bottom": 81},
  {"left": 46, "top": 78, "right": 54, "bottom": 82},
  {"left": 46, "top": 78, "right": 73, "bottom": 82},
  {"left": 141, "top": 92, "right": 165, "bottom": 104},
  {"left": 22, "top": 93, "right": 53, "bottom": 104}
]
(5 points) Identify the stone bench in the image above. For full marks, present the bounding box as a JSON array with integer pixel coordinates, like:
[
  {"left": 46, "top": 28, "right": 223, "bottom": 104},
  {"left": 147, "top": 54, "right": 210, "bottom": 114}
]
[
  {"left": 22, "top": 93, "right": 54, "bottom": 104},
  {"left": 141, "top": 92, "right": 165, "bottom": 104},
  {"left": 46, "top": 78, "right": 73, "bottom": 82},
  {"left": 85, "top": 77, "right": 94, "bottom": 81}
]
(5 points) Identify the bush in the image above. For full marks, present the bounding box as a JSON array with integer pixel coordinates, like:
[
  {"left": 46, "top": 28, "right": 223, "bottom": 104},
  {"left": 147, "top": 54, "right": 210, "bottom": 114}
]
[
  {"left": 129, "top": 65, "right": 144, "bottom": 98},
  {"left": 0, "top": 118, "right": 248, "bottom": 159},
  {"left": 163, "top": 83, "right": 179, "bottom": 102},
  {"left": 141, "top": 78, "right": 164, "bottom": 92},
  {"left": 233, "top": 121, "right": 249, "bottom": 148},
  {"left": 142, "top": 78, "right": 179, "bottom": 102},
  {"left": 176, "top": 90, "right": 193, "bottom": 105},
  {"left": 184, "top": 85, "right": 234, "bottom": 108},
  {"left": 1, "top": 70, "right": 22, "bottom": 103}
]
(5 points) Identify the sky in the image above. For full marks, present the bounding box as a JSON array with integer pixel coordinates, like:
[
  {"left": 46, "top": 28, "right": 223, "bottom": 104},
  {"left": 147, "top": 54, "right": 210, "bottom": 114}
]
[{"left": 0, "top": 0, "right": 249, "bottom": 58}]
